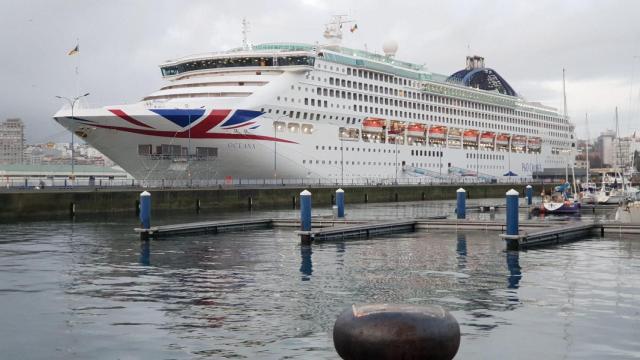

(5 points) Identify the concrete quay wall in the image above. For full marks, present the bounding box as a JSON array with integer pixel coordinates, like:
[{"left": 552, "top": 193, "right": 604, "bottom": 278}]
[{"left": 0, "top": 184, "right": 547, "bottom": 220}]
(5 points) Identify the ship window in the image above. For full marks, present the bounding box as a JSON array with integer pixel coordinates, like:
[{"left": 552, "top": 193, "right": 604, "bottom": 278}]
[
  {"left": 274, "top": 121, "right": 286, "bottom": 132},
  {"left": 288, "top": 123, "right": 299, "bottom": 133},
  {"left": 196, "top": 147, "right": 218, "bottom": 158},
  {"left": 160, "top": 144, "right": 182, "bottom": 157},
  {"left": 301, "top": 124, "right": 314, "bottom": 134},
  {"left": 138, "top": 144, "right": 152, "bottom": 155}
]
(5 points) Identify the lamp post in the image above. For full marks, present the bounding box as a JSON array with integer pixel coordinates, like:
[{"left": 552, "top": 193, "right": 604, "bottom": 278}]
[
  {"left": 187, "top": 105, "right": 205, "bottom": 184},
  {"left": 56, "top": 93, "right": 90, "bottom": 179},
  {"left": 395, "top": 136, "right": 398, "bottom": 185},
  {"left": 439, "top": 149, "right": 442, "bottom": 179},
  {"left": 476, "top": 138, "right": 479, "bottom": 183},
  {"left": 340, "top": 137, "right": 344, "bottom": 186},
  {"left": 274, "top": 122, "right": 278, "bottom": 183}
]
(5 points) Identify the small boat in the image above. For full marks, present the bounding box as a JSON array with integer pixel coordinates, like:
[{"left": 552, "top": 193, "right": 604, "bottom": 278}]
[
  {"left": 463, "top": 129, "right": 479, "bottom": 143},
  {"left": 527, "top": 137, "right": 541, "bottom": 150},
  {"left": 596, "top": 187, "right": 625, "bottom": 204},
  {"left": 407, "top": 123, "right": 426, "bottom": 137},
  {"left": 480, "top": 132, "right": 495, "bottom": 143},
  {"left": 615, "top": 200, "right": 640, "bottom": 223},
  {"left": 362, "top": 118, "right": 385, "bottom": 133},
  {"left": 511, "top": 135, "right": 527, "bottom": 149},
  {"left": 580, "top": 183, "right": 598, "bottom": 204},
  {"left": 496, "top": 133, "right": 510, "bottom": 147},
  {"left": 540, "top": 183, "right": 581, "bottom": 214},
  {"left": 428, "top": 126, "right": 447, "bottom": 139},
  {"left": 388, "top": 120, "right": 405, "bottom": 135}
]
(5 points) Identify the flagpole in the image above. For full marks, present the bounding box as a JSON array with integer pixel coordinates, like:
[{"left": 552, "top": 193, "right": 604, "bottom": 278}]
[{"left": 72, "top": 38, "right": 80, "bottom": 181}]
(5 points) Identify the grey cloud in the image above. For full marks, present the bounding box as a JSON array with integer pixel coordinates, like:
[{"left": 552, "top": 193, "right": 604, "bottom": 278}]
[{"left": 0, "top": 0, "right": 639, "bottom": 142}]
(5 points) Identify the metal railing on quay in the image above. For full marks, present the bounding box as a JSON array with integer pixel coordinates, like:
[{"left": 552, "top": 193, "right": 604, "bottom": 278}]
[{"left": 0, "top": 176, "right": 552, "bottom": 192}]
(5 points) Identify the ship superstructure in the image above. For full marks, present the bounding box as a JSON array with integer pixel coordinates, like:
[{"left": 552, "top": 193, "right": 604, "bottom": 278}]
[{"left": 54, "top": 18, "right": 575, "bottom": 183}]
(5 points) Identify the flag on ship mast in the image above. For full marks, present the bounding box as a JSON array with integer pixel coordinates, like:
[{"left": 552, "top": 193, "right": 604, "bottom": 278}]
[
  {"left": 350, "top": 24, "right": 358, "bottom": 33},
  {"left": 68, "top": 44, "right": 79, "bottom": 56}
]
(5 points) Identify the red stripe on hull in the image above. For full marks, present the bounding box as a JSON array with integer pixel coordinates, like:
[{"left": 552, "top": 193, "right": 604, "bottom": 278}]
[
  {"left": 223, "top": 121, "right": 256, "bottom": 130},
  {"left": 90, "top": 123, "right": 297, "bottom": 144},
  {"left": 188, "top": 109, "right": 231, "bottom": 135},
  {"left": 109, "top": 109, "right": 154, "bottom": 128}
]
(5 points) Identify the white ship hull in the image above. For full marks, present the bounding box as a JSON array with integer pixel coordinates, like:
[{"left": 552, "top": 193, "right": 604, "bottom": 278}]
[
  {"left": 54, "top": 107, "right": 545, "bottom": 182},
  {"left": 53, "top": 41, "right": 572, "bottom": 182}
]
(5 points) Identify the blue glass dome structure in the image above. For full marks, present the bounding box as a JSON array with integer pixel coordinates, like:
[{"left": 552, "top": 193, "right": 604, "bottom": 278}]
[{"left": 447, "top": 56, "right": 518, "bottom": 97}]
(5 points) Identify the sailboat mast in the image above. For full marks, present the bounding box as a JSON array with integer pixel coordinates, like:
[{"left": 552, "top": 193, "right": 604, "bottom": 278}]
[
  {"left": 585, "top": 113, "right": 590, "bottom": 186},
  {"left": 562, "top": 69, "right": 578, "bottom": 195},
  {"left": 563, "top": 69, "right": 568, "bottom": 121},
  {"left": 616, "top": 106, "right": 626, "bottom": 193}
]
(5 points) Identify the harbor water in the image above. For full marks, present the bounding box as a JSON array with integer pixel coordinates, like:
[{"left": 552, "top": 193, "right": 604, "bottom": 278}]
[{"left": 0, "top": 201, "right": 638, "bottom": 359}]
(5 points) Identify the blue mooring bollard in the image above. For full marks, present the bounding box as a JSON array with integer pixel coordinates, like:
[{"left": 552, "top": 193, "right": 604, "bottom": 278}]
[
  {"left": 300, "top": 190, "right": 312, "bottom": 232},
  {"left": 456, "top": 188, "right": 466, "bottom": 219},
  {"left": 525, "top": 185, "right": 533, "bottom": 205},
  {"left": 333, "top": 304, "right": 461, "bottom": 360},
  {"left": 140, "top": 191, "right": 151, "bottom": 230},
  {"left": 336, "top": 188, "right": 345, "bottom": 218},
  {"left": 506, "top": 189, "right": 519, "bottom": 236},
  {"left": 300, "top": 190, "right": 312, "bottom": 245}
]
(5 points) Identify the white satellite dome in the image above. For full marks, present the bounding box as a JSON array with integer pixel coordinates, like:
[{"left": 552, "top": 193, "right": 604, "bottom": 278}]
[{"left": 382, "top": 40, "right": 398, "bottom": 57}]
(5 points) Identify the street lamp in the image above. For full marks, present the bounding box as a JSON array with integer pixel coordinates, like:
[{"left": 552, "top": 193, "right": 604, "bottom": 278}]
[
  {"left": 187, "top": 105, "right": 206, "bottom": 184},
  {"left": 340, "top": 137, "right": 344, "bottom": 186},
  {"left": 56, "top": 92, "right": 90, "bottom": 179}
]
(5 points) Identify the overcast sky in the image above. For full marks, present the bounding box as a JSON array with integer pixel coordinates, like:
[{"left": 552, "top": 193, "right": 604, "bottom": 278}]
[{"left": 1, "top": 0, "right": 639, "bottom": 143}]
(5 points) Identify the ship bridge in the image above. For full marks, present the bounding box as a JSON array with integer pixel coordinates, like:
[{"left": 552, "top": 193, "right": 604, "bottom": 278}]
[{"left": 447, "top": 56, "right": 518, "bottom": 97}]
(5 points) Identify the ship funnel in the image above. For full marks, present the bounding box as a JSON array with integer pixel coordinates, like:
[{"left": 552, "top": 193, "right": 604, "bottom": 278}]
[{"left": 466, "top": 55, "right": 485, "bottom": 70}]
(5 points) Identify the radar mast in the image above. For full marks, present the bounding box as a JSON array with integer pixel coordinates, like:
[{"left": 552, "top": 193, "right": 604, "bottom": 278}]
[{"left": 323, "top": 15, "right": 354, "bottom": 46}]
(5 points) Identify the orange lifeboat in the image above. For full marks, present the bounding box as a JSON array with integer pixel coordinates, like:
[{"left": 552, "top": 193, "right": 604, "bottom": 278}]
[
  {"left": 496, "top": 133, "right": 510, "bottom": 146},
  {"left": 463, "top": 129, "right": 479, "bottom": 143},
  {"left": 528, "top": 137, "right": 541, "bottom": 149},
  {"left": 388, "top": 121, "right": 405, "bottom": 135},
  {"left": 362, "top": 118, "right": 385, "bottom": 133},
  {"left": 512, "top": 135, "right": 527, "bottom": 147},
  {"left": 428, "top": 126, "right": 447, "bottom": 139},
  {"left": 407, "top": 123, "right": 426, "bottom": 137},
  {"left": 480, "top": 132, "right": 495, "bottom": 143}
]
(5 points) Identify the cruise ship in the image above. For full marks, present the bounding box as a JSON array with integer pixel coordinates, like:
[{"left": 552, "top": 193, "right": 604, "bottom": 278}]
[{"left": 54, "top": 17, "right": 576, "bottom": 183}]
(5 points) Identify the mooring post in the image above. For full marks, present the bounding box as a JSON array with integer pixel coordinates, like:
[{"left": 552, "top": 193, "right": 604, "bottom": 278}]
[
  {"left": 456, "top": 188, "right": 466, "bottom": 219},
  {"left": 525, "top": 185, "right": 533, "bottom": 206},
  {"left": 336, "top": 188, "right": 345, "bottom": 218},
  {"left": 139, "top": 191, "right": 151, "bottom": 240},
  {"left": 506, "top": 189, "right": 519, "bottom": 236},
  {"left": 333, "top": 304, "right": 460, "bottom": 360},
  {"left": 300, "top": 190, "right": 312, "bottom": 244}
]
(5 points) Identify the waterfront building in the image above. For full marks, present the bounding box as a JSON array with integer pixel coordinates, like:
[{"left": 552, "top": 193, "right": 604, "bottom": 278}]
[
  {"left": 0, "top": 164, "right": 130, "bottom": 186},
  {"left": 597, "top": 130, "right": 616, "bottom": 167},
  {"left": 0, "top": 118, "right": 25, "bottom": 165}
]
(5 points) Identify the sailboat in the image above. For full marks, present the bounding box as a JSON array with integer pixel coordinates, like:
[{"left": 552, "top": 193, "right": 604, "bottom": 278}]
[
  {"left": 540, "top": 182, "right": 582, "bottom": 214},
  {"left": 580, "top": 113, "right": 597, "bottom": 204},
  {"left": 540, "top": 69, "right": 581, "bottom": 214},
  {"left": 597, "top": 107, "right": 637, "bottom": 204}
]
